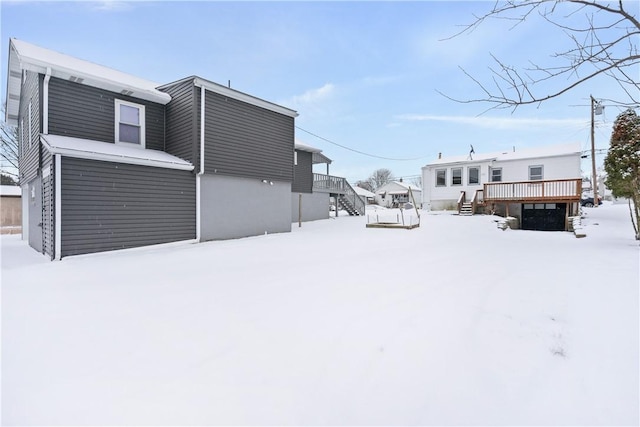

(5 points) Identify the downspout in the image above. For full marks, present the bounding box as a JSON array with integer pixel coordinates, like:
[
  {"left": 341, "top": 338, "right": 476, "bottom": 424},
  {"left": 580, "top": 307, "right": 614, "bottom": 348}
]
[
  {"left": 54, "top": 154, "right": 61, "bottom": 260},
  {"left": 196, "top": 84, "right": 205, "bottom": 242},
  {"left": 43, "top": 67, "right": 51, "bottom": 134}
]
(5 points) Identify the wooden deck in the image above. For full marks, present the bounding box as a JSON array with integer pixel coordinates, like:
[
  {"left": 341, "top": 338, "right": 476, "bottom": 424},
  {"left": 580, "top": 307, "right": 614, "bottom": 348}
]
[{"left": 483, "top": 178, "right": 582, "bottom": 203}]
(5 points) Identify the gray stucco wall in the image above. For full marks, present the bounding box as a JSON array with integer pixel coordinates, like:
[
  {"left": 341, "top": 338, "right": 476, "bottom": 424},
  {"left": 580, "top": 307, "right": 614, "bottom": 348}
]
[
  {"left": 291, "top": 192, "right": 329, "bottom": 223},
  {"left": 200, "top": 174, "right": 292, "bottom": 240}
]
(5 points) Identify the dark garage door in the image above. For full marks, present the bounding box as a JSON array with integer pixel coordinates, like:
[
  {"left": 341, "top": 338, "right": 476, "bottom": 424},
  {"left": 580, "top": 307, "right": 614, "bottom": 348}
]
[{"left": 522, "top": 203, "right": 567, "bottom": 231}]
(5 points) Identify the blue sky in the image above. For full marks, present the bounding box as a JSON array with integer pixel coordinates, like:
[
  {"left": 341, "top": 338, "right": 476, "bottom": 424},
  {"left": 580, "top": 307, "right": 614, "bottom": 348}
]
[{"left": 2, "top": 1, "right": 633, "bottom": 184}]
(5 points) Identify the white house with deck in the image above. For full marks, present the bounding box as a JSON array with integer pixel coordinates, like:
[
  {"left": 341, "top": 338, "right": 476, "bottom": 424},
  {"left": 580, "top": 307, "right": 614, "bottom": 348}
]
[{"left": 421, "top": 143, "right": 583, "bottom": 231}]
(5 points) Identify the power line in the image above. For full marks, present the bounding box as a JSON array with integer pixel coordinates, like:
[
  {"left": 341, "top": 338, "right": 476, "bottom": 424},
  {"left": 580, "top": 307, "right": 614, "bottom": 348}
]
[{"left": 295, "top": 126, "right": 427, "bottom": 162}]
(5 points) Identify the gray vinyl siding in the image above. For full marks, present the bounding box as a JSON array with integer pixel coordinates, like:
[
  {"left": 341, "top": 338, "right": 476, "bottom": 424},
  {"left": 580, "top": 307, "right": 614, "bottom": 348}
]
[
  {"left": 48, "top": 78, "right": 165, "bottom": 150},
  {"left": 203, "top": 90, "right": 294, "bottom": 182},
  {"left": 60, "top": 157, "right": 195, "bottom": 257},
  {"left": 18, "top": 71, "right": 41, "bottom": 183},
  {"left": 161, "top": 78, "right": 199, "bottom": 166},
  {"left": 293, "top": 149, "right": 313, "bottom": 193},
  {"left": 41, "top": 150, "right": 54, "bottom": 259}
]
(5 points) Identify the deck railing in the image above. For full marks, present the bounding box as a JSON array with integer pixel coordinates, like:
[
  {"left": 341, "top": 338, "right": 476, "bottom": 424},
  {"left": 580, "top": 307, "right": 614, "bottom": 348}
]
[
  {"left": 313, "top": 173, "right": 365, "bottom": 215},
  {"left": 484, "top": 178, "right": 582, "bottom": 202}
]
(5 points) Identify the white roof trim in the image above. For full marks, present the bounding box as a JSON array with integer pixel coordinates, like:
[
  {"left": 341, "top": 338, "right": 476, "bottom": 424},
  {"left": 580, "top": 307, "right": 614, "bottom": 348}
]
[
  {"left": 192, "top": 77, "right": 298, "bottom": 118},
  {"left": 41, "top": 134, "right": 194, "bottom": 171},
  {"left": 6, "top": 39, "right": 171, "bottom": 125}
]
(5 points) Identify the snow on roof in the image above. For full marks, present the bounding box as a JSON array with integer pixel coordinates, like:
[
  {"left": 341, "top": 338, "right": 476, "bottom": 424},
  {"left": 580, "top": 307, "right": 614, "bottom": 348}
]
[
  {"left": 295, "top": 140, "right": 322, "bottom": 153},
  {"left": 41, "top": 135, "right": 194, "bottom": 171},
  {"left": 424, "top": 142, "right": 582, "bottom": 167},
  {"left": 377, "top": 181, "right": 422, "bottom": 194},
  {"left": 353, "top": 186, "right": 375, "bottom": 198},
  {"left": 0, "top": 185, "right": 21, "bottom": 196},
  {"left": 6, "top": 39, "right": 171, "bottom": 125}
]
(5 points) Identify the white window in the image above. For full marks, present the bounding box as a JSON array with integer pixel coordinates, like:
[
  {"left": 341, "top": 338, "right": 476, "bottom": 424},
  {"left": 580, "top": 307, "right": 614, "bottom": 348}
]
[
  {"left": 451, "top": 167, "right": 462, "bottom": 186},
  {"left": 115, "top": 99, "right": 145, "bottom": 147},
  {"left": 529, "top": 165, "right": 543, "bottom": 181},
  {"left": 490, "top": 167, "right": 502, "bottom": 182},
  {"left": 436, "top": 169, "right": 446, "bottom": 187},
  {"left": 468, "top": 166, "right": 480, "bottom": 185},
  {"left": 294, "top": 151, "right": 298, "bottom": 166}
]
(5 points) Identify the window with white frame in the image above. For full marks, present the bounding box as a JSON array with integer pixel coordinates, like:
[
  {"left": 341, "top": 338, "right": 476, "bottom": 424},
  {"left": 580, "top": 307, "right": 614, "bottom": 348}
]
[
  {"left": 436, "top": 169, "right": 446, "bottom": 186},
  {"left": 468, "top": 166, "right": 479, "bottom": 185},
  {"left": 490, "top": 167, "right": 502, "bottom": 182},
  {"left": 115, "top": 99, "right": 145, "bottom": 147},
  {"left": 529, "top": 165, "right": 543, "bottom": 181},
  {"left": 452, "top": 167, "right": 462, "bottom": 186}
]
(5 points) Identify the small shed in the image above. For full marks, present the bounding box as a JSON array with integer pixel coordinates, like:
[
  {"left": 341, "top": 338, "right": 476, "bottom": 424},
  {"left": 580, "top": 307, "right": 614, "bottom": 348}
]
[{"left": 1, "top": 185, "right": 22, "bottom": 234}]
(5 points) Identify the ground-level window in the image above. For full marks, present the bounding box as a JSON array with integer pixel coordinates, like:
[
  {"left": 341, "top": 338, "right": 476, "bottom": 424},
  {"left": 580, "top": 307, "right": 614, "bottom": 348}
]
[
  {"left": 436, "top": 169, "right": 446, "bottom": 186},
  {"left": 452, "top": 167, "right": 462, "bottom": 185},
  {"left": 529, "top": 165, "right": 543, "bottom": 181},
  {"left": 468, "top": 166, "right": 479, "bottom": 185},
  {"left": 115, "top": 99, "right": 145, "bottom": 147},
  {"left": 490, "top": 167, "right": 502, "bottom": 182}
]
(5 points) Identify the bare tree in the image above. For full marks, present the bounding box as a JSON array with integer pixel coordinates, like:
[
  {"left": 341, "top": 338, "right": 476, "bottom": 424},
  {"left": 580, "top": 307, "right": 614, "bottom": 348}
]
[
  {"left": 354, "top": 180, "right": 374, "bottom": 192},
  {"left": 441, "top": 0, "right": 639, "bottom": 111},
  {"left": 1, "top": 107, "right": 19, "bottom": 182},
  {"left": 367, "top": 168, "right": 394, "bottom": 191}
]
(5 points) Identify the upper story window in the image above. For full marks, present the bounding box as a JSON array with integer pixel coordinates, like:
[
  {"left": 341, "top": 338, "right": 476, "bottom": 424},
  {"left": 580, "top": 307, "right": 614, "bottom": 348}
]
[
  {"left": 451, "top": 167, "right": 462, "bottom": 186},
  {"left": 115, "top": 99, "right": 145, "bottom": 147},
  {"left": 436, "top": 169, "right": 446, "bottom": 186},
  {"left": 529, "top": 165, "right": 543, "bottom": 181},
  {"left": 468, "top": 166, "right": 479, "bottom": 185},
  {"left": 490, "top": 167, "right": 502, "bottom": 182}
]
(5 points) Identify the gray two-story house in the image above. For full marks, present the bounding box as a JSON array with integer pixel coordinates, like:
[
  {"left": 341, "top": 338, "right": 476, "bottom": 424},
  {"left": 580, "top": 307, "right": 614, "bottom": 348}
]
[{"left": 6, "top": 38, "right": 298, "bottom": 259}]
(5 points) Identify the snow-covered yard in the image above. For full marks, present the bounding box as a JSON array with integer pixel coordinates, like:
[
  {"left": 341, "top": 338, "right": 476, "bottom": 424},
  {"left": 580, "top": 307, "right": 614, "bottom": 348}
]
[{"left": 2, "top": 204, "right": 638, "bottom": 426}]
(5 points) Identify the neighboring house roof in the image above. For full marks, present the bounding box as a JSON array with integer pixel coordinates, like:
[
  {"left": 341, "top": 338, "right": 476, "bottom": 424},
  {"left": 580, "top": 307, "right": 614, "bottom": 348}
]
[
  {"left": 0, "top": 185, "right": 21, "bottom": 196},
  {"left": 377, "top": 181, "right": 422, "bottom": 194},
  {"left": 6, "top": 38, "right": 171, "bottom": 125},
  {"left": 353, "top": 186, "right": 375, "bottom": 198},
  {"left": 424, "top": 142, "right": 582, "bottom": 167},
  {"left": 41, "top": 134, "right": 194, "bottom": 171}
]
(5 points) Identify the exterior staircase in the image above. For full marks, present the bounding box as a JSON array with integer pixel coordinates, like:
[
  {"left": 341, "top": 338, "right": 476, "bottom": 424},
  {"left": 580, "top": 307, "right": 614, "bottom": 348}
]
[
  {"left": 459, "top": 202, "right": 474, "bottom": 216},
  {"left": 313, "top": 173, "right": 365, "bottom": 216},
  {"left": 338, "top": 194, "right": 362, "bottom": 216}
]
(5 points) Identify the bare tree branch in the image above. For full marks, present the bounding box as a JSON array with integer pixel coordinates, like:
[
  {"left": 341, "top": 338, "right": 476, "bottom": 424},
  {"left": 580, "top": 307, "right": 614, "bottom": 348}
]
[{"left": 442, "top": 0, "right": 640, "bottom": 110}]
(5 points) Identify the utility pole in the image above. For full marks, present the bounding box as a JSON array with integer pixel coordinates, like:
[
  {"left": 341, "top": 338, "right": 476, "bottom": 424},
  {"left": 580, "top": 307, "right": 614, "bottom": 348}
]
[{"left": 590, "top": 95, "right": 599, "bottom": 207}]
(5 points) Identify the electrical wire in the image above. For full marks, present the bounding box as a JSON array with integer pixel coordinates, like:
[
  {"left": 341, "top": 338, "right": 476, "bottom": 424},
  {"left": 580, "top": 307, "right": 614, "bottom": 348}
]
[{"left": 295, "top": 126, "right": 427, "bottom": 162}]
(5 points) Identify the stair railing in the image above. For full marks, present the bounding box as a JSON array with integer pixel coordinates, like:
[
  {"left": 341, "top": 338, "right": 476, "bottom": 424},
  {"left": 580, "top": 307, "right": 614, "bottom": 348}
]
[{"left": 457, "top": 191, "right": 466, "bottom": 214}]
